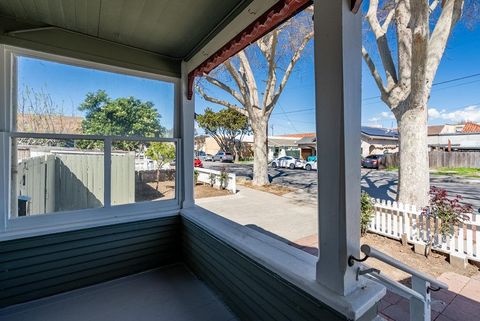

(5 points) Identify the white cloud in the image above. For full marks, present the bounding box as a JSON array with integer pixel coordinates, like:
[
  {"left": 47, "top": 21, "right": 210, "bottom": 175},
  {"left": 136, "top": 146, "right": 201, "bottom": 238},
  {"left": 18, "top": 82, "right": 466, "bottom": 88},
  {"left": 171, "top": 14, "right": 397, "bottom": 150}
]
[
  {"left": 380, "top": 111, "right": 395, "bottom": 119},
  {"left": 367, "top": 111, "right": 395, "bottom": 123},
  {"left": 428, "top": 105, "right": 480, "bottom": 123}
]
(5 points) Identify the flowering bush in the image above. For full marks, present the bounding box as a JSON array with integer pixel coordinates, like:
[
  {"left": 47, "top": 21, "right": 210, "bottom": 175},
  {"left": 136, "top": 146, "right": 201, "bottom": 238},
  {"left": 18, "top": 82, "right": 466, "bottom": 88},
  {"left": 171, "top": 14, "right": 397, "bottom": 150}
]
[{"left": 427, "top": 186, "right": 472, "bottom": 237}]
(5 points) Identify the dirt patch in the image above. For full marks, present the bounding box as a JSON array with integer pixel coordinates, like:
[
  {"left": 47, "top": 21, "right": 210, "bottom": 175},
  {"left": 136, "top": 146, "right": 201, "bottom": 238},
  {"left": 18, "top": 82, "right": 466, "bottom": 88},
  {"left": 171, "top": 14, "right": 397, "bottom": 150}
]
[
  {"left": 361, "top": 233, "right": 479, "bottom": 282},
  {"left": 136, "top": 181, "right": 175, "bottom": 201},
  {"left": 195, "top": 183, "right": 232, "bottom": 199},
  {"left": 237, "top": 179, "right": 296, "bottom": 196}
]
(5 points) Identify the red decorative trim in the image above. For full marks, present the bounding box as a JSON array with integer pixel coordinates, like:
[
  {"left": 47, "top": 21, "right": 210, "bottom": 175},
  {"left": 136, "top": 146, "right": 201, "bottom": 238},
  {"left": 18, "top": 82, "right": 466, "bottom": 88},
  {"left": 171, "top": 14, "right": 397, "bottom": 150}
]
[
  {"left": 187, "top": 0, "right": 312, "bottom": 99},
  {"left": 187, "top": 0, "right": 362, "bottom": 99},
  {"left": 351, "top": 0, "right": 363, "bottom": 14}
]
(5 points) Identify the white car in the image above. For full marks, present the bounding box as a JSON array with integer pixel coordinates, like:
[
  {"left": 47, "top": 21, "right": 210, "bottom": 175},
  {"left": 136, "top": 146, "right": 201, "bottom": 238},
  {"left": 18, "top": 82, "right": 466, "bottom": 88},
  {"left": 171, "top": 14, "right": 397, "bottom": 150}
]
[
  {"left": 304, "top": 160, "right": 317, "bottom": 171},
  {"left": 271, "top": 156, "right": 304, "bottom": 169}
]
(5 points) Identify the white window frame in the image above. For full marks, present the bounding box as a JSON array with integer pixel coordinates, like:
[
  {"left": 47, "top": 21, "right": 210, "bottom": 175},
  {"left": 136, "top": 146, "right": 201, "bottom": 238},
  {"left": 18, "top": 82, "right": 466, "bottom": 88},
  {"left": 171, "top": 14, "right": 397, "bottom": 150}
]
[{"left": 0, "top": 45, "right": 182, "bottom": 240}]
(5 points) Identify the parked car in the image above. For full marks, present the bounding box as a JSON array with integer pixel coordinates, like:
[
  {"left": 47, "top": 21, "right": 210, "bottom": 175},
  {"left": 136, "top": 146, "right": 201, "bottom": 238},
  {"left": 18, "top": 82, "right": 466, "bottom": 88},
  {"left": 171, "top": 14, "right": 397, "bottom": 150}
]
[
  {"left": 213, "top": 151, "right": 234, "bottom": 162},
  {"left": 361, "top": 154, "right": 384, "bottom": 169},
  {"left": 304, "top": 159, "right": 317, "bottom": 171},
  {"left": 271, "top": 156, "right": 304, "bottom": 169},
  {"left": 194, "top": 158, "right": 203, "bottom": 168},
  {"left": 196, "top": 150, "right": 207, "bottom": 161},
  {"left": 204, "top": 154, "right": 213, "bottom": 161}
]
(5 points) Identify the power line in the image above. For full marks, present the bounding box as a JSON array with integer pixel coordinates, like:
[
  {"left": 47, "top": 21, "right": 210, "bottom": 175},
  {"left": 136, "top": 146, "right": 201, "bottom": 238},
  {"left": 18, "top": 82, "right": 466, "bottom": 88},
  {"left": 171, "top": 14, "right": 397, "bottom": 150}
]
[
  {"left": 362, "top": 72, "right": 480, "bottom": 102},
  {"left": 269, "top": 73, "right": 480, "bottom": 116}
]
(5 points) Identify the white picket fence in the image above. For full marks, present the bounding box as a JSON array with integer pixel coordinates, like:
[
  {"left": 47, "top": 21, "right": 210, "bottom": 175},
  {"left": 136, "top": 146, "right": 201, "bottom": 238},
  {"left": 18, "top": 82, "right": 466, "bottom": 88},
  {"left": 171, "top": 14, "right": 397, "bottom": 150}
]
[{"left": 369, "top": 199, "right": 480, "bottom": 262}]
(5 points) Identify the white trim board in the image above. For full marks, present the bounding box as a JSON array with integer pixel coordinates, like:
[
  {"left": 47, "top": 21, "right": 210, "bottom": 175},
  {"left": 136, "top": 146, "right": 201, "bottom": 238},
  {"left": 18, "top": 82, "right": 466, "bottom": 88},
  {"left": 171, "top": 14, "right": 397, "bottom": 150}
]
[{"left": 181, "top": 207, "right": 386, "bottom": 320}]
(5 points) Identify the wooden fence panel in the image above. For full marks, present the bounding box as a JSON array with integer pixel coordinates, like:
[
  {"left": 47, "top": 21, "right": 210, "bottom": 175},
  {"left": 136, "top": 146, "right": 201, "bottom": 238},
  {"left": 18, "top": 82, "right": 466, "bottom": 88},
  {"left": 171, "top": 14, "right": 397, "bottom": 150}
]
[
  {"left": 385, "top": 151, "right": 480, "bottom": 168},
  {"left": 370, "top": 200, "right": 480, "bottom": 262},
  {"left": 17, "top": 153, "right": 134, "bottom": 215}
]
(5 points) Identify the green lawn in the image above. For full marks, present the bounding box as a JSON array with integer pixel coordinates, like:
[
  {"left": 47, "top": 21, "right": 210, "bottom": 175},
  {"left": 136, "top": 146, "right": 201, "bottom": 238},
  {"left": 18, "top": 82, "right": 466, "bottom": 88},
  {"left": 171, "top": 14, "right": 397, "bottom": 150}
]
[{"left": 431, "top": 167, "right": 480, "bottom": 178}]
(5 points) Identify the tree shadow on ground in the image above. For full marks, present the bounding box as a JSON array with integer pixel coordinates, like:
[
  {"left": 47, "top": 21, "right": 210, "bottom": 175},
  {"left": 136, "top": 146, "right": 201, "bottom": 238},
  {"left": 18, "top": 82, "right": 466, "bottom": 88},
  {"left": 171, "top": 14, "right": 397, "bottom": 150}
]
[
  {"left": 245, "top": 224, "right": 319, "bottom": 256},
  {"left": 361, "top": 170, "right": 397, "bottom": 201}
]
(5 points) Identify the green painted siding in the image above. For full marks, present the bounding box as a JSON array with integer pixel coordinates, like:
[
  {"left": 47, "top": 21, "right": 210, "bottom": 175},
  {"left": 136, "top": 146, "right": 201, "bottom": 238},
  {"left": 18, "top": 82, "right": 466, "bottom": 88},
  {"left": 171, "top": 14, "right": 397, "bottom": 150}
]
[
  {"left": 182, "top": 219, "right": 377, "bottom": 321},
  {"left": 0, "top": 216, "right": 181, "bottom": 308}
]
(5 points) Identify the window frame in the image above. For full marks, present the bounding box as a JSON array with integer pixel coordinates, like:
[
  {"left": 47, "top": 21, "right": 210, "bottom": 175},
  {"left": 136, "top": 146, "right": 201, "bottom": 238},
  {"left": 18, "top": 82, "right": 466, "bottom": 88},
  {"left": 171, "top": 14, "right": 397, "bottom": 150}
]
[{"left": 0, "top": 45, "right": 182, "bottom": 240}]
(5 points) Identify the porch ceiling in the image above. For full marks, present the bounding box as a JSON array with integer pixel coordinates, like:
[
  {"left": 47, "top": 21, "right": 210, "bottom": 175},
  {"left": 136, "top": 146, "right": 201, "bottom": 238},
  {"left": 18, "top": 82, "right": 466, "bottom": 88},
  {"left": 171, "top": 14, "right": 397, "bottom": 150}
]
[{"left": 0, "top": 0, "right": 252, "bottom": 60}]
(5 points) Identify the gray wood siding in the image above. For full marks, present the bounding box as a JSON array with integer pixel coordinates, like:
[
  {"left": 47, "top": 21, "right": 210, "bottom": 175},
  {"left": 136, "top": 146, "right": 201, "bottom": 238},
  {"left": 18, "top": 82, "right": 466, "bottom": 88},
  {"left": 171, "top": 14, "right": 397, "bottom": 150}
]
[
  {"left": 182, "top": 219, "right": 367, "bottom": 321},
  {"left": 0, "top": 216, "right": 181, "bottom": 308}
]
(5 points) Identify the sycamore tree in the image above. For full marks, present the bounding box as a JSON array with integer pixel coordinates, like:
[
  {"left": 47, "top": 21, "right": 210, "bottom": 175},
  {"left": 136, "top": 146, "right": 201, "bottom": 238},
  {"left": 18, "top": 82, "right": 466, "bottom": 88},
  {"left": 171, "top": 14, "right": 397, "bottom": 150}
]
[
  {"left": 196, "top": 107, "right": 251, "bottom": 162},
  {"left": 363, "top": 0, "right": 478, "bottom": 207},
  {"left": 78, "top": 90, "right": 165, "bottom": 150},
  {"left": 196, "top": 7, "right": 313, "bottom": 185}
]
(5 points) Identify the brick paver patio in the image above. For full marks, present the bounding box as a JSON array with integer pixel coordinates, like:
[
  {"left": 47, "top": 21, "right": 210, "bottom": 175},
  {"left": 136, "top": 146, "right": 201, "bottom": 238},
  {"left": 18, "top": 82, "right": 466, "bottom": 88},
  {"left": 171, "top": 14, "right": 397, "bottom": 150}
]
[{"left": 290, "top": 234, "right": 480, "bottom": 321}]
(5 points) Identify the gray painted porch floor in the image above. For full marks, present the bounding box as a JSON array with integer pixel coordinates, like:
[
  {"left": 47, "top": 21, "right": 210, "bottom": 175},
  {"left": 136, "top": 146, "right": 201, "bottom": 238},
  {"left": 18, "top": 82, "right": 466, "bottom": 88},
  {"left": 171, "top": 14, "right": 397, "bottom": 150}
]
[{"left": 0, "top": 264, "right": 237, "bottom": 321}]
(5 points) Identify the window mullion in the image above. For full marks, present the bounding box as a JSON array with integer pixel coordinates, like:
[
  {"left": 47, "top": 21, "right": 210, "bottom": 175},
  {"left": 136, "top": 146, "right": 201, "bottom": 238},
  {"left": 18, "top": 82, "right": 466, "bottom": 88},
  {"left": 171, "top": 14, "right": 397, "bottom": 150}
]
[{"left": 104, "top": 137, "right": 112, "bottom": 208}]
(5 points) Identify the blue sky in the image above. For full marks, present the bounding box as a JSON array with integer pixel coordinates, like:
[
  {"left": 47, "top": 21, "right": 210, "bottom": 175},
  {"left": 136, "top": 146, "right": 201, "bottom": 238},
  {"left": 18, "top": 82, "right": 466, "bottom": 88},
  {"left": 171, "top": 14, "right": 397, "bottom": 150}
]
[
  {"left": 17, "top": 57, "right": 175, "bottom": 132},
  {"left": 18, "top": 13, "right": 480, "bottom": 136},
  {"left": 195, "top": 17, "right": 480, "bottom": 135}
]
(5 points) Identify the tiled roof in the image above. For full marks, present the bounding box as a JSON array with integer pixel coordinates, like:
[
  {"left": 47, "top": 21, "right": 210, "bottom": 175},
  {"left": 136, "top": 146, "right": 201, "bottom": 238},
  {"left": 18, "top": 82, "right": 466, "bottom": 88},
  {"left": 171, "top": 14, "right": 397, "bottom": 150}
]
[
  {"left": 462, "top": 122, "right": 480, "bottom": 133},
  {"left": 428, "top": 125, "right": 445, "bottom": 136},
  {"left": 277, "top": 133, "right": 315, "bottom": 138}
]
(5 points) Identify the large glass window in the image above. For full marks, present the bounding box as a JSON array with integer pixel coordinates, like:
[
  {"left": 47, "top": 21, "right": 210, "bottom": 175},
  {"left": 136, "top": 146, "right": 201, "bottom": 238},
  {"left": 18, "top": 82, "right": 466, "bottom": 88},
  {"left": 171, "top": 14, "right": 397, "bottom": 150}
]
[{"left": 4, "top": 49, "right": 178, "bottom": 220}]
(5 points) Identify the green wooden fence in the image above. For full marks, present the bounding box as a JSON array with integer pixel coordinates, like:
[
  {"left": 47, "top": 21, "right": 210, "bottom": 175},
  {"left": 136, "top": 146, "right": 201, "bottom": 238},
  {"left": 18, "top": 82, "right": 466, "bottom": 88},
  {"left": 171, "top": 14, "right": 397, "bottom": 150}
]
[{"left": 16, "top": 153, "right": 134, "bottom": 215}]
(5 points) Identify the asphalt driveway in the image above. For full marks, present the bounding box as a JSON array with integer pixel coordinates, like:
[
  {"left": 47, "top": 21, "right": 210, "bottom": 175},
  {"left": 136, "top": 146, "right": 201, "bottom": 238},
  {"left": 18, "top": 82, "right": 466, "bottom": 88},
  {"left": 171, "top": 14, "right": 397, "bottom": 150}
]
[{"left": 203, "top": 162, "right": 480, "bottom": 211}]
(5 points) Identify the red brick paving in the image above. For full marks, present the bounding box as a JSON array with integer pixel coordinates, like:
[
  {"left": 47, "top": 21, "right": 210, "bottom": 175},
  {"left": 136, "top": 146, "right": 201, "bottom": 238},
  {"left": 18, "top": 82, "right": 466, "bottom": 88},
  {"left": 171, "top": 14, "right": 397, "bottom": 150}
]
[{"left": 291, "top": 234, "right": 480, "bottom": 321}]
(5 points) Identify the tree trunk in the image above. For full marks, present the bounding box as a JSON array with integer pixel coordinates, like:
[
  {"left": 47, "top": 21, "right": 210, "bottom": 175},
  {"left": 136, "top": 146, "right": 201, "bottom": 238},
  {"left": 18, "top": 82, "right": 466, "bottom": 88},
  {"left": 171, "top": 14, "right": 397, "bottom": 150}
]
[
  {"left": 252, "top": 119, "right": 269, "bottom": 186},
  {"left": 233, "top": 142, "right": 241, "bottom": 162},
  {"left": 155, "top": 168, "right": 160, "bottom": 191},
  {"left": 397, "top": 106, "right": 429, "bottom": 207}
]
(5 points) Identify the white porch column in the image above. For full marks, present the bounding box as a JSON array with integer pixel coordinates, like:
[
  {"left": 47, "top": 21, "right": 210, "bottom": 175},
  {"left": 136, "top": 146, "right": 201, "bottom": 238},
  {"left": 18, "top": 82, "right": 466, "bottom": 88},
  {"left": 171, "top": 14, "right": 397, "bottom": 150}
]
[
  {"left": 180, "top": 62, "right": 195, "bottom": 208},
  {"left": 314, "top": 0, "right": 362, "bottom": 295}
]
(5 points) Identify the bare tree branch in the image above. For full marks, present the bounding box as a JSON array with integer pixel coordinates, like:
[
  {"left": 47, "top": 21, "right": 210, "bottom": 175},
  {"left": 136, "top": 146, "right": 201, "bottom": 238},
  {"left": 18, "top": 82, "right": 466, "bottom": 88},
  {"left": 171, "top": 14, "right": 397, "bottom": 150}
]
[
  {"left": 259, "top": 31, "right": 279, "bottom": 110},
  {"left": 429, "top": 0, "right": 441, "bottom": 13},
  {"left": 195, "top": 85, "right": 248, "bottom": 117},
  {"left": 362, "top": 46, "right": 388, "bottom": 98},
  {"left": 267, "top": 30, "right": 313, "bottom": 113},
  {"left": 396, "top": 0, "right": 413, "bottom": 90},
  {"left": 204, "top": 75, "right": 245, "bottom": 106},
  {"left": 224, "top": 60, "right": 248, "bottom": 100},
  {"left": 238, "top": 51, "right": 260, "bottom": 109},
  {"left": 408, "top": 0, "right": 430, "bottom": 114},
  {"left": 366, "top": 0, "right": 398, "bottom": 88},
  {"left": 426, "top": 0, "right": 464, "bottom": 88}
]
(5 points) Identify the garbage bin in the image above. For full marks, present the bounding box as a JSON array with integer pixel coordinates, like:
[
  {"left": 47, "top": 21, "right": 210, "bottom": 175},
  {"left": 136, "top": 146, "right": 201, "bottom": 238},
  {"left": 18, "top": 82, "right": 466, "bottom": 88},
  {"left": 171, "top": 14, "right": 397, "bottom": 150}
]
[{"left": 18, "top": 195, "right": 31, "bottom": 217}]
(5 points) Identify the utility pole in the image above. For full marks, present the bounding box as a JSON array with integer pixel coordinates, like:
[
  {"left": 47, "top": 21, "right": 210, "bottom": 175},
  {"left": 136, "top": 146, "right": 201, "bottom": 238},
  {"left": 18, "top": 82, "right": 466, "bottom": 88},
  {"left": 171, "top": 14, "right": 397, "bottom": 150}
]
[{"left": 270, "top": 124, "right": 274, "bottom": 136}]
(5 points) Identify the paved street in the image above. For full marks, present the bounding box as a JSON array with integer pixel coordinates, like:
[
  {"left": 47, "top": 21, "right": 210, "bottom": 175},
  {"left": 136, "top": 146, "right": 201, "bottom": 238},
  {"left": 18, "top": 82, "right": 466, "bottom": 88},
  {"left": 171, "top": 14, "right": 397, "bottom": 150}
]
[{"left": 203, "top": 162, "right": 480, "bottom": 211}]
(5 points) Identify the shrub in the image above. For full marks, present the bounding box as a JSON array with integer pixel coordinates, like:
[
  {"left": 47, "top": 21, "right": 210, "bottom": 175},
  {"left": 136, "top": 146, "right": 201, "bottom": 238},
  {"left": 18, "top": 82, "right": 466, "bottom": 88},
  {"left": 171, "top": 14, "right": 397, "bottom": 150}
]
[
  {"left": 219, "top": 168, "right": 229, "bottom": 190},
  {"left": 427, "top": 186, "right": 472, "bottom": 237},
  {"left": 209, "top": 173, "right": 216, "bottom": 187},
  {"left": 194, "top": 170, "right": 199, "bottom": 185},
  {"left": 360, "top": 192, "right": 374, "bottom": 236}
]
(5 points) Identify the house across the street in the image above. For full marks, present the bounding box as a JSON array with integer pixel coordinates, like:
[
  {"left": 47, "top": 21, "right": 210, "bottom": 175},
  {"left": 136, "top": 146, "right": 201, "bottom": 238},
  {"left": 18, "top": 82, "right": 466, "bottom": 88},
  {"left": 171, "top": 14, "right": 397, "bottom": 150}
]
[{"left": 428, "top": 122, "right": 480, "bottom": 151}]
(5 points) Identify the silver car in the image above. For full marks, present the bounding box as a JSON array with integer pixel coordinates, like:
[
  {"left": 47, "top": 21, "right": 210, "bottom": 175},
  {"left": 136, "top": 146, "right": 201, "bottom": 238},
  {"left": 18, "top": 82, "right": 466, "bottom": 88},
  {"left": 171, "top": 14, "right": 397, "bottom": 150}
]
[{"left": 213, "top": 151, "right": 234, "bottom": 162}]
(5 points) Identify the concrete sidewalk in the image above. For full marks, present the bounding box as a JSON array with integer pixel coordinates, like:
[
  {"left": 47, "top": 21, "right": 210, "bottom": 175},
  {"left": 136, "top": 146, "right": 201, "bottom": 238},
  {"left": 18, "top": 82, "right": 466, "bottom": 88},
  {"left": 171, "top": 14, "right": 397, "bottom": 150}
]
[{"left": 196, "top": 185, "right": 317, "bottom": 242}]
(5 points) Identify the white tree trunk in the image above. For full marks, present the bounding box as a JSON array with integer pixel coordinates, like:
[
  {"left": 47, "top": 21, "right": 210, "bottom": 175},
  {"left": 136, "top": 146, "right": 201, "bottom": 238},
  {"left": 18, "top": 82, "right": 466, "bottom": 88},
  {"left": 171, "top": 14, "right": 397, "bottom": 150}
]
[
  {"left": 252, "top": 119, "right": 269, "bottom": 186},
  {"left": 397, "top": 105, "right": 429, "bottom": 207}
]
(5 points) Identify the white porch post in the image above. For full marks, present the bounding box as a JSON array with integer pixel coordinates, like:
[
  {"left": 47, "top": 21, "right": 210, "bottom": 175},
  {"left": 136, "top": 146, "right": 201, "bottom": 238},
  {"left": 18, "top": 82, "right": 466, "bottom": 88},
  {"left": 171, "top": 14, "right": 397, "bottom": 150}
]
[
  {"left": 180, "top": 62, "right": 195, "bottom": 208},
  {"left": 314, "top": 0, "right": 362, "bottom": 295}
]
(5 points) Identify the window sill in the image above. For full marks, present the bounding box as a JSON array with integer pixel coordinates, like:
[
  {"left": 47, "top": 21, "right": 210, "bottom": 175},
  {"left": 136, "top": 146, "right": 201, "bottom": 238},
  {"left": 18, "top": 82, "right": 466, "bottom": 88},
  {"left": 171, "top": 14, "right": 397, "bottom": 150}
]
[
  {"left": 181, "top": 206, "right": 386, "bottom": 320},
  {"left": 0, "top": 203, "right": 180, "bottom": 242}
]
